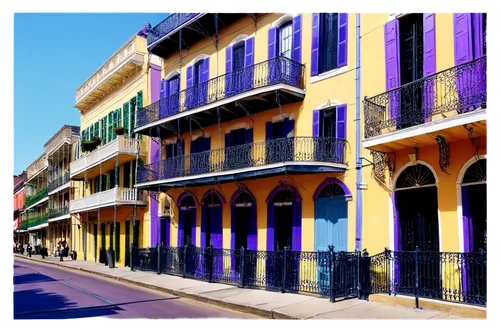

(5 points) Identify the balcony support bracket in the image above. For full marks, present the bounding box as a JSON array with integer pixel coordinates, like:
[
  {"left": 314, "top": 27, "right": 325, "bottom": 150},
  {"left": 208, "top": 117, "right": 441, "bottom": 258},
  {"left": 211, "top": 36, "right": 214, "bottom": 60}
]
[
  {"left": 275, "top": 90, "right": 284, "bottom": 120},
  {"left": 160, "top": 122, "right": 182, "bottom": 141},
  {"left": 189, "top": 116, "right": 206, "bottom": 138},
  {"left": 464, "top": 125, "right": 481, "bottom": 159},
  {"left": 435, "top": 135, "right": 450, "bottom": 175},
  {"left": 235, "top": 101, "right": 254, "bottom": 125}
]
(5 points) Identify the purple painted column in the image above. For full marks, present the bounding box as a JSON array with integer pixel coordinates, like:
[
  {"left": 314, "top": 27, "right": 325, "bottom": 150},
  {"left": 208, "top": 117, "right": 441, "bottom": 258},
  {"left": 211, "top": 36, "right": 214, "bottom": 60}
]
[{"left": 149, "top": 64, "right": 161, "bottom": 247}]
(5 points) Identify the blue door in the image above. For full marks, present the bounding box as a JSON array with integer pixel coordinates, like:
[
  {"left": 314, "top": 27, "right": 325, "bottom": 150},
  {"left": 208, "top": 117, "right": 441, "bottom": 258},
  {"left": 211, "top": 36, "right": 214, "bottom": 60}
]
[{"left": 314, "top": 196, "right": 348, "bottom": 294}]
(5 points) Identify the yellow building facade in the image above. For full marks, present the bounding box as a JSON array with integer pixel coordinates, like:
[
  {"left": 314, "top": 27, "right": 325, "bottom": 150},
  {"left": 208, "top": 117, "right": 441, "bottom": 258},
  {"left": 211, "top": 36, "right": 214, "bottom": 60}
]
[
  {"left": 135, "top": 12, "right": 486, "bottom": 259},
  {"left": 70, "top": 33, "right": 160, "bottom": 266}
]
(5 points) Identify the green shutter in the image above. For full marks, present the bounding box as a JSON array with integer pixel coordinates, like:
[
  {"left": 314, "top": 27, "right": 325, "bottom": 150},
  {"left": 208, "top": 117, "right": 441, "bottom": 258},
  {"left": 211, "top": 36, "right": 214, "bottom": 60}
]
[
  {"left": 115, "top": 222, "right": 121, "bottom": 262},
  {"left": 123, "top": 102, "right": 130, "bottom": 136},
  {"left": 136, "top": 91, "right": 142, "bottom": 140},
  {"left": 100, "top": 118, "right": 106, "bottom": 145},
  {"left": 94, "top": 121, "right": 99, "bottom": 141},
  {"left": 108, "top": 112, "right": 113, "bottom": 142}
]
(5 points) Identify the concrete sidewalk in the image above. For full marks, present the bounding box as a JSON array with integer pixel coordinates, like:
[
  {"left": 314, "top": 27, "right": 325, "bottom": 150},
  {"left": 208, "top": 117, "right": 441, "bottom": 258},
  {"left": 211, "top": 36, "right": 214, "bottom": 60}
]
[{"left": 13, "top": 253, "right": 467, "bottom": 320}]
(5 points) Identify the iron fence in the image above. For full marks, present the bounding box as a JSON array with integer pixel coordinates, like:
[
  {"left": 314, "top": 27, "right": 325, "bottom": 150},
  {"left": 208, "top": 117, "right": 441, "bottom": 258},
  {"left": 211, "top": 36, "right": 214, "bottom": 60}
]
[
  {"left": 132, "top": 244, "right": 362, "bottom": 302},
  {"left": 137, "top": 136, "right": 346, "bottom": 184},
  {"left": 48, "top": 206, "right": 69, "bottom": 219},
  {"left": 369, "top": 248, "right": 487, "bottom": 306},
  {"left": 136, "top": 56, "right": 305, "bottom": 129},
  {"left": 25, "top": 188, "right": 48, "bottom": 207},
  {"left": 364, "top": 56, "right": 486, "bottom": 139}
]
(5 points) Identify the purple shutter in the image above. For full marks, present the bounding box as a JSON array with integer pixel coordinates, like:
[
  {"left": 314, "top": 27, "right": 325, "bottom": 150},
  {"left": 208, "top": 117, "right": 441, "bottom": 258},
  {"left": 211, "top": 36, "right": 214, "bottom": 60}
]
[
  {"left": 336, "top": 104, "right": 346, "bottom": 140},
  {"left": 454, "top": 13, "right": 475, "bottom": 112},
  {"left": 248, "top": 205, "right": 257, "bottom": 250},
  {"left": 160, "top": 79, "right": 168, "bottom": 99},
  {"left": 225, "top": 46, "right": 233, "bottom": 96},
  {"left": 190, "top": 138, "right": 198, "bottom": 154},
  {"left": 268, "top": 27, "right": 278, "bottom": 59},
  {"left": 185, "top": 65, "right": 194, "bottom": 110},
  {"left": 291, "top": 201, "right": 302, "bottom": 251},
  {"left": 244, "top": 37, "right": 254, "bottom": 90},
  {"left": 265, "top": 122, "right": 273, "bottom": 140},
  {"left": 186, "top": 66, "right": 193, "bottom": 87},
  {"left": 207, "top": 206, "right": 222, "bottom": 249},
  {"left": 245, "top": 128, "right": 253, "bottom": 143},
  {"left": 337, "top": 13, "right": 348, "bottom": 68},
  {"left": 266, "top": 202, "right": 274, "bottom": 251},
  {"left": 472, "top": 13, "right": 484, "bottom": 58},
  {"left": 292, "top": 15, "right": 302, "bottom": 63},
  {"left": 423, "top": 14, "right": 436, "bottom": 76},
  {"left": 178, "top": 210, "right": 185, "bottom": 246},
  {"left": 312, "top": 109, "right": 320, "bottom": 137},
  {"left": 201, "top": 57, "right": 210, "bottom": 104},
  {"left": 201, "top": 58, "right": 210, "bottom": 82},
  {"left": 385, "top": 20, "right": 401, "bottom": 123},
  {"left": 201, "top": 205, "right": 207, "bottom": 247},
  {"left": 288, "top": 118, "right": 295, "bottom": 137},
  {"left": 311, "top": 13, "right": 320, "bottom": 76},
  {"left": 281, "top": 117, "right": 290, "bottom": 139},
  {"left": 423, "top": 14, "right": 436, "bottom": 122},
  {"left": 244, "top": 37, "right": 254, "bottom": 67},
  {"left": 454, "top": 13, "right": 472, "bottom": 65},
  {"left": 462, "top": 186, "right": 473, "bottom": 253},
  {"left": 268, "top": 28, "right": 278, "bottom": 84}
]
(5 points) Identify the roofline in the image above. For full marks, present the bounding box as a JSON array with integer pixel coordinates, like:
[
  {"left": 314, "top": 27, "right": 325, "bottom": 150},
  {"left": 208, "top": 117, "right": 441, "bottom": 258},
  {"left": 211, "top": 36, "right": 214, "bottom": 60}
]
[
  {"left": 43, "top": 125, "right": 80, "bottom": 148},
  {"left": 73, "top": 34, "right": 146, "bottom": 93}
]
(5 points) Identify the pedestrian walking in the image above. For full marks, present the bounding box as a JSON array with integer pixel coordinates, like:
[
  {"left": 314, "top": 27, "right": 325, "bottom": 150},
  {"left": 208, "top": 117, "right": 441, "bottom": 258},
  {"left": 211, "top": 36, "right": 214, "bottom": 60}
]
[{"left": 58, "top": 241, "right": 64, "bottom": 262}]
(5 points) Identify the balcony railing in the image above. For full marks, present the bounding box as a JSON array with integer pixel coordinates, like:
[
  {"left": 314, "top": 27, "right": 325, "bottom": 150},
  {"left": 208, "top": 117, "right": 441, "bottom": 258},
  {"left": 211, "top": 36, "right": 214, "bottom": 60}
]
[
  {"left": 364, "top": 56, "right": 486, "bottom": 139},
  {"left": 48, "top": 173, "right": 70, "bottom": 192},
  {"left": 25, "top": 188, "right": 48, "bottom": 207},
  {"left": 27, "top": 214, "right": 49, "bottom": 229},
  {"left": 70, "top": 136, "right": 140, "bottom": 178},
  {"left": 137, "top": 136, "right": 346, "bottom": 184},
  {"left": 147, "top": 13, "right": 201, "bottom": 47},
  {"left": 136, "top": 56, "right": 306, "bottom": 129},
  {"left": 48, "top": 206, "right": 70, "bottom": 219},
  {"left": 70, "top": 187, "right": 146, "bottom": 213}
]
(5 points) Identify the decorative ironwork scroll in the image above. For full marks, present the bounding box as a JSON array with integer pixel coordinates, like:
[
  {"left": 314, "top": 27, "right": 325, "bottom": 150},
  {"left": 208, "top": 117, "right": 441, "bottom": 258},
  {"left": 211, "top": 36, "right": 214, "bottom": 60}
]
[
  {"left": 435, "top": 135, "right": 450, "bottom": 175},
  {"left": 370, "top": 151, "right": 387, "bottom": 184}
]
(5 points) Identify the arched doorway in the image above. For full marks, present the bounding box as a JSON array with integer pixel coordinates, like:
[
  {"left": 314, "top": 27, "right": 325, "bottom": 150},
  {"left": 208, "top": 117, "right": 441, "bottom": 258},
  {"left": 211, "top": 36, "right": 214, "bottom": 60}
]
[
  {"left": 266, "top": 183, "right": 301, "bottom": 289},
  {"left": 394, "top": 162, "right": 440, "bottom": 296},
  {"left": 177, "top": 192, "right": 197, "bottom": 247},
  {"left": 267, "top": 183, "right": 302, "bottom": 251},
  {"left": 460, "top": 158, "right": 487, "bottom": 252},
  {"left": 230, "top": 189, "right": 257, "bottom": 279},
  {"left": 394, "top": 163, "right": 439, "bottom": 251},
  {"left": 231, "top": 189, "right": 257, "bottom": 251},
  {"left": 313, "top": 178, "right": 350, "bottom": 252},
  {"left": 201, "top": 190, "right": 223, "bottom": 248}
]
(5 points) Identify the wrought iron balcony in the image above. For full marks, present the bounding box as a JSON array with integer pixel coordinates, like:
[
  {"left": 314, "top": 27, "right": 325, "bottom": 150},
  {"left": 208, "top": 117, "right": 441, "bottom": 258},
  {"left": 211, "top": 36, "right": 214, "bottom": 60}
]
[
  {"left": 136, "top": 56, "right": 305, "bottom": 135},
  {"left": 364, "top": 56, "right": 486, "bottom": 140},
  {"left": 48, "top": 206, "right": 70, "bottom": 219},
  {"left": 48, "top": 173, "right": 70, "bottom": 193},
  {"left": 137, "top": 136, "right": 346, "bottom": 185},
  {"left": 147, "top": 13, "right": 201, "bottom": 47},
  {"left": 25, "top": 188, "right": 48, "bottom": 208},
  {"left": 27, "top": 214, "right": 48, "bottom": 229},
  {"left": 70, "top": 187, "right": 147, "bottom": 213}
]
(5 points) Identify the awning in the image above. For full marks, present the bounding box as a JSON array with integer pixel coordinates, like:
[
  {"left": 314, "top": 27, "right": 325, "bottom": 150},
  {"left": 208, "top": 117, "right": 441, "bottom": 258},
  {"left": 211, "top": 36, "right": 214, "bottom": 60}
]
[{"left": 28, "top": 223, "right": 49, "bottom": 231}]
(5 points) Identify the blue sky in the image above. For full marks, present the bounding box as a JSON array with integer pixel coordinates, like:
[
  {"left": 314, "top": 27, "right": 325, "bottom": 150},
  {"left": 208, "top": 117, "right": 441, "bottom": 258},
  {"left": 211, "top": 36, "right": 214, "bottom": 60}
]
[{"left": 14, "top": 13, "right": 168, "bottom": 175}]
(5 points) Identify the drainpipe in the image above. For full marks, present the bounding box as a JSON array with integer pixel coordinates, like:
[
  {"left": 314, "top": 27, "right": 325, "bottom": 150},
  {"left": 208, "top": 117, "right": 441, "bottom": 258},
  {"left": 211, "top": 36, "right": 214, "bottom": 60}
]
[{"left": 355, "top": 13, "right": 363, "bottom": 251}]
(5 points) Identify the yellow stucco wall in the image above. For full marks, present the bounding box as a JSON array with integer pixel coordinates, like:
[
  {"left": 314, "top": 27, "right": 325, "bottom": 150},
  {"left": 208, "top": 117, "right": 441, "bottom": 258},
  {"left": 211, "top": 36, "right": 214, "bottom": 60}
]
[
  {"left": 74, "top": 35, "right": 153, "bottom": 259},
  {"left": 157, "top": 13, "right": 361, "bottom": 252}
]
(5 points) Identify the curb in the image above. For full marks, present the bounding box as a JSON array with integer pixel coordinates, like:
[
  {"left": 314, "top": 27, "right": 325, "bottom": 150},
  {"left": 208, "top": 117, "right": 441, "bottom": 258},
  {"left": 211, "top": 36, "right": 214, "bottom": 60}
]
[{"left": 14, "top": 255, "right": 297, "bottom": 319}]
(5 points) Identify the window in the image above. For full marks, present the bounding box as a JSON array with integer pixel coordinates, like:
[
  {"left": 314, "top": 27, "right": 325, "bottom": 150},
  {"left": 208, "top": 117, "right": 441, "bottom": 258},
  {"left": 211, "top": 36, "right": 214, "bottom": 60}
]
[
  {"left": 193, "top": 60, "right": 203, "bottom": 86},
  {"left": 320, "top": 108, "right": 337, "bottom": 138},
  {"left": 233, "top": 43, "right": 245, "bottom": 71},
  {"left": 319, "top": 13, "right": 338, "bottom": 73},
  {"left": 279, "top": 22, "right": 293, "bottom": 58},
  {"left": 312, "top": 13, "right": 347, "bottom": 76},
  {"left": 399, "top": 14, "right": 424, "bottom": 85}
]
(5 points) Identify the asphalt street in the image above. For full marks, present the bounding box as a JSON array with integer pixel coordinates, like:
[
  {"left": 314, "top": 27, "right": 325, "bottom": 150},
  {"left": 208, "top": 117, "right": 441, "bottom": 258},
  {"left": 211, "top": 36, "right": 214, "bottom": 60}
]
[{"left": 13, "top": 259, "right": 256, "bottom": 319}]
